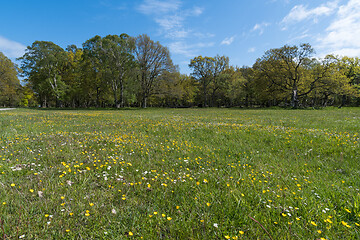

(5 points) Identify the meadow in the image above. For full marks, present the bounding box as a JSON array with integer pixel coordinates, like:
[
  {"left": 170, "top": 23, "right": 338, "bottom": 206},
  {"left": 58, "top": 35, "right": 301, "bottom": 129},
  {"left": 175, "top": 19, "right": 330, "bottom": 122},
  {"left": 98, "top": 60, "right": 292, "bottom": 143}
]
[{"left": 0, "top": 108, "right": 359, "bottom": 239}]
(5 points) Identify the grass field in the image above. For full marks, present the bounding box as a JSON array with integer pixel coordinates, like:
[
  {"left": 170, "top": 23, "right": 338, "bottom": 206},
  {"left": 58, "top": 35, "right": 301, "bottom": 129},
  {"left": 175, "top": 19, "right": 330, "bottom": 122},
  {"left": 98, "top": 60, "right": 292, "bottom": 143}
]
[{"left": 0, "top": 108, "right": 359, "bottom": 239}]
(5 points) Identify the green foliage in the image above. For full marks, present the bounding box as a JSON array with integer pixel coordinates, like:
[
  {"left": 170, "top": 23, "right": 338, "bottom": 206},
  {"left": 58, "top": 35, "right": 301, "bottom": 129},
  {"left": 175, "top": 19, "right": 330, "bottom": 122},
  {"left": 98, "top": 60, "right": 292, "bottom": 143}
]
[{"left": 0, "top": 52, "right": 21, "bottom": 106}]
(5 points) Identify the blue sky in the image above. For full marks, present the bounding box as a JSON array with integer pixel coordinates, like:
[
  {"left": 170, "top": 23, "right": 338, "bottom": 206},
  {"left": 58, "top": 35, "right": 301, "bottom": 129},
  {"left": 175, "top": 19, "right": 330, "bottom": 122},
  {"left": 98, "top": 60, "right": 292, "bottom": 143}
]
[{"left": 1, "top": 0, "right": 360, "bottom": 74}]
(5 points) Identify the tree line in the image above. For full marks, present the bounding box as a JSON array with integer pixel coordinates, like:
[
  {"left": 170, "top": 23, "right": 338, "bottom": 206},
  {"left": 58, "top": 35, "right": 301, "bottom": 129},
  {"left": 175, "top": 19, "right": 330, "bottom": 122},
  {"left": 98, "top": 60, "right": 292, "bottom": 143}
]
[{"left": 1, "top": 34, "right": 359, "bottom": 108}]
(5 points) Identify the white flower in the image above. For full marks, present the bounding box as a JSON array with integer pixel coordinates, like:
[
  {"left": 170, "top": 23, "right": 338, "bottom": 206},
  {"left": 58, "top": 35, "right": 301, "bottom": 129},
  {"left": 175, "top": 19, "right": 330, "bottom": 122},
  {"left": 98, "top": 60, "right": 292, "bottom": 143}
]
[
  {"left": 19, "top": 235, "right": 25, "bottom": 239},
  {"left": 213, "top": 223, "right": 218, "bottom": 228}
]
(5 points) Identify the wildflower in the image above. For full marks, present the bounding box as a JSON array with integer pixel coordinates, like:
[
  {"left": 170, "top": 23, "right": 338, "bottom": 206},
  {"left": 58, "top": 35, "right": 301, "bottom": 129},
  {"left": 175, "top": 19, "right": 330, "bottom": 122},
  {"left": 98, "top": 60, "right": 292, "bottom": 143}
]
[
  {"left": 61, "top": 196, "right": 65, "bottom": 200},
  {"left": 30, "top": 189, "right": 34, "bottom": 193},
  {"left": 89, "top": 203, "right": 94, "bottom": 206},
  {"left": 45, "top": 214, "right": 49, "bottom": 217},
  {"left": 225, "top": 235, "right": 230, "bottom": 239},
  {"left": 154, "top": 211, "right": 158, "bottom": 215},
  {"left": 66, "top": 229, "right": 70, "bottom": 232},
  {"left": 128, "top": 231, "right": 133, "bottom": 236},
  {"left": 176, "top": 206, "right": 179, "bottom": 209},
  {"left": 311, "top": 221, "right": 317, "bottom": 226},
  {"left": 317, "top": 230, "right": 322, "bottom": 233},
  {"left": 167, "top": 217, "right": 172, "bottom": 221},
  {"left": 214, "top": 223, "right": 218, "bottom": 228},
  {"left": 11, "top": 183, "right": 15, "bottom": 187},
  {"left": 162, "top": 214, "right": 166, "bottom": 217},
  {"left": 203, "top": 179, "right": 208, "bottom": 183},
  {"left": 206, "top": 202, "right": 211, "bottom": 207},
  {"left": 69, "top": 213, "right": 73, "bottom": 216},
  {"left": 239, "top": 231, "right": 244, "bottom": 234},
  {"left": 345, "top": 208, "right": 351, "bottom": 213},
  {"left": 341, "top": 221, "right": 351, "bottom": 228}
]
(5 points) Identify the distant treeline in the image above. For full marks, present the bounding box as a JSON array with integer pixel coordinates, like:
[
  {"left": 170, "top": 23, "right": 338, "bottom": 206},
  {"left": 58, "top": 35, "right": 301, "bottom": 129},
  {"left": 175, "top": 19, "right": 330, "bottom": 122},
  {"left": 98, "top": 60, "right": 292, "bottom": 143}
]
[{"left": 1, "top": 34, "right": 359, "bottom": 108}]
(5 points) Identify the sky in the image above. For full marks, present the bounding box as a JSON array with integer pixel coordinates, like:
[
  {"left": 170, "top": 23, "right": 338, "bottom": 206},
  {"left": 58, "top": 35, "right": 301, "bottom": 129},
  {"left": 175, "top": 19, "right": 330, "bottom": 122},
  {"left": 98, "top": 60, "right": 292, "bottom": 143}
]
[{"left": 1, "top": 0, "right": 360, "bottom": 74}]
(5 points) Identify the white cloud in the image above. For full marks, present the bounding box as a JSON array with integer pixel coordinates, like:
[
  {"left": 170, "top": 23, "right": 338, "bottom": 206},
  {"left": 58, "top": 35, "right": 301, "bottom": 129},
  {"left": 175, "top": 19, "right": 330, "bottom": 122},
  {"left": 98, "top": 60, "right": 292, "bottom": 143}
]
[
  {"left": 252, "top": 22, "right": 270, "bottom": 35},
  {"left": 281, "top": 1, "right": 338, "bottom": 27},
  {"left": 0, "top": 36, "right": 26, "bottom": 59},
  {"left": 169, "top": 41, "right": 214, "bottom": 58},
  {"left": 248, "top": 47, "right": 256, "bottom": 53},
  {"left": 137, "top": 0, "right": 207, "bottom": 40},
  {"left": 221, "top": 36, "right": 235, "bottom": 45},
  {"left": 138, "top": 0, "right": 181, "bottom": 15},
  {"left": 316, "top": 0, "right": 360, "bottom": 57}
]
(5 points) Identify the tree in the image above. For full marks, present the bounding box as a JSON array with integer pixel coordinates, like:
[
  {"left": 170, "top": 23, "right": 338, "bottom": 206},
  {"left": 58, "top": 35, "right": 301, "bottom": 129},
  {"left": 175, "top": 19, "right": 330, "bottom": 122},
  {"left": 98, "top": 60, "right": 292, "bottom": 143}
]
[
  {"left": 102, "top": 34, "right": 135, "bottom": 108},
  {"left": 18, "top": 41, "right": 68, "bottom": 107},
  {"left": 135, "top": 34, "right": 174, "bottom": 108},
  {"left": 254, "top": 43, "right": 315, "bottom": 108},
  {"left": 0, "top": 52, "right": 21, "bottom": 107},
  {"left": 189, "top": 55, "right": 229, "bottom": 107}
]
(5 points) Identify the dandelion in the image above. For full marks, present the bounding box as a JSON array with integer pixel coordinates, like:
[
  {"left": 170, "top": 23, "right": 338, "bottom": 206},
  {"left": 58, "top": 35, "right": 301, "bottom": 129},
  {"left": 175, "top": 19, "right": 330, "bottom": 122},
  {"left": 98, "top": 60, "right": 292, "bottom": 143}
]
[
  {"left": 345, "top": 208, "right": 351, "bottom": 213},
  {"left": 203, "top": 179, "right": 208, "bottom": 183},
  {"left": 206, "top": 202, "right": 211, "bottom": 206},
  {"left": 89, "top": 203, "right": 94, "bottom": 206},
  {"left": 239, "top": 231, "right": 244, "bottom": 235},
  {"left": 225, "top": 235, "right": 230, "bottom": 239},
  {"left": 30, "top": 189, "right": 34, "bottom": 193},
  {"left": 311, "top": 221, "right": 317, "bottom": 226},
  {"left": 45, "top": 214, "right": 49, "bottom": 217},
  {"left": 128, "top": 231, "right": 133, "bottom": 236},
  {"left": 167, "top": 217, "right": 172, "bottom": 221},
  {"left": 317, "top": 230, "right": 322, "bottom": 233},
  {"left": 162, "top": 214, "right": 166, "bottom": 217},
  {"left": 11, "top": 183, "right": 15, "bottom": 187},
  {"left": 176, "top": 206, "right": 179, "bottom": 209},
  {"left": 154, "top": 211, "right": 158, "bottom": 215},
  {"left": 66, "top": 229, "right": 70, "bottom": 232}
]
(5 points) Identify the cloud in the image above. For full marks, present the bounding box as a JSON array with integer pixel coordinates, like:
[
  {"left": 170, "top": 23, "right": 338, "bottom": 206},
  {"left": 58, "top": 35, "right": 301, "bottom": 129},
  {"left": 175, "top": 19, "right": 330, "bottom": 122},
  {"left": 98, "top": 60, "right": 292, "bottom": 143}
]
[
  {"left": 137, "top": 0, "right": 206, "bottom": 40},
  {"left": 0, "top": 36, "right": 26, "bottom": 59},
  {"left": 316, "top": 0, "right": 360, "bottom": 57},
  {"left": 138, "top": 0, "right": 181, "bottom": 15},
  {"left": 221, "top": 36, "right": 235, "bottom": 45},
  {"left": 248, "top": 47, "right": 256, "bottom": 53},
  {"left": 169, "top": 41, "right": 214, "bottom": 58},
  {"left": 252, "top": 22, "right": 270, "bottom": 35},
  {"left": 281, "top": 1, "right": 338, "bottom": 27}
]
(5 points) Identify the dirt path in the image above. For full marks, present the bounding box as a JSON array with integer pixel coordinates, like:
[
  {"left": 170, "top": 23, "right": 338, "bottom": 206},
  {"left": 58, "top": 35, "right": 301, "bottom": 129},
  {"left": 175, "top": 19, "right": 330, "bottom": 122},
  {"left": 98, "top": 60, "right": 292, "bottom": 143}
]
[{"left": 0, "top": 108, "right": 16, "bottom": 111}]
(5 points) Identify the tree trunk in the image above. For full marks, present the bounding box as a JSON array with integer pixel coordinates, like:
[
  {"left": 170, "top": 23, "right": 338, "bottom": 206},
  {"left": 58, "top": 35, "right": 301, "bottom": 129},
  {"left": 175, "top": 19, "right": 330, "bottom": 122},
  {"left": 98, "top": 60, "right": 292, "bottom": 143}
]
[{"left": 291, "top": 89, "right": 299, "bottom": 108}]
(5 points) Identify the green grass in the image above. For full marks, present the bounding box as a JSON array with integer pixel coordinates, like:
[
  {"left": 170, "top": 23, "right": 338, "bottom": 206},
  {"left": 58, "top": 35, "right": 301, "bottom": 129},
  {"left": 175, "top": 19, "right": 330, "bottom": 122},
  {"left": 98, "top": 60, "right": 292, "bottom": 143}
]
[{"left": 0, "top": 108, "right": 359, "bottom": 239}]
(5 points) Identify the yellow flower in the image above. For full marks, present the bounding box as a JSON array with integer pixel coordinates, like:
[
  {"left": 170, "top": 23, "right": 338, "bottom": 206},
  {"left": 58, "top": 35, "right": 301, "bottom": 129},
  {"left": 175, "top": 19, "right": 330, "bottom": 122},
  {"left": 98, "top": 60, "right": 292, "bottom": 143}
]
[
  {"left": 66, "top": 229, "right": 70, "bottom": 232},
  {"left": 128, "top": 231, "right": 133, "bottom": 236},
  {"left": 225, "top": 236, "right": 230, "bottom": 239},
  {"left": 85, "top": 213, "right": 90, "bottom": 216},
  {"left": 2, "top": 202, "right": 6, "bottom": 205},
  {"left": 203, "top": 179, "right": 208, "bottom": 183},
  {"left": 154, "top": 211, "right": 158, "bottom": 215},
  {"left": 89, "top": 203, "right": 94, "bottom": 206},
  {"left": 239, "top": 231, "right": 244, "bottom": 235},
  {"left": 317, "top": 230, "right": 322, "bottom": 234},
  {"left": 311, "top": 221, "right": 317, "bottom": 226},
  {"left": 61, "top": 196, "right": 65, "bottom": 200},
  {"left": 176, "top": 206, "right": 179, "bottom": 209},
  {"left": 10, "top": 183, "right": 15, "bottom": 187},
  {"left": 162, "top": 214, "right": 166, "bottom": 217},
  {"left": 345, "top": 208, "right": 351, "bottom": 213},
  {"left": 206, "top": 202, "right": 211, "bottom": 207},
  {"left": 45, "top": 214, "right": 49, "bottom": 217},
  {"left": 167, "top": 217, "right": 172, "bottom": 221},
  {"left": 69, "top": 213, "right": 73, "bottom": 216},
  {"left": 30, "top": 189, "right": 34, "bottom": 193}
]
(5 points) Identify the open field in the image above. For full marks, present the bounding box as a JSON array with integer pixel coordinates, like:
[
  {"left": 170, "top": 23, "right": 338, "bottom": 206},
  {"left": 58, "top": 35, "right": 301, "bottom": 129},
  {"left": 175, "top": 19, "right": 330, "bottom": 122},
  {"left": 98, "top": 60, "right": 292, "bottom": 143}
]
[{"left": 0, "top": 108, "right": 360, "bottom": 239}]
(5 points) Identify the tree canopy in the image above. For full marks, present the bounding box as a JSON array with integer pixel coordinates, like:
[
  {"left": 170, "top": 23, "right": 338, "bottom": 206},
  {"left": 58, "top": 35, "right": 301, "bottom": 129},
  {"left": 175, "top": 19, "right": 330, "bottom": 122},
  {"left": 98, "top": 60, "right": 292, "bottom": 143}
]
[{"left": 0, "top": 36, "right": 355, "bottom": 109}]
